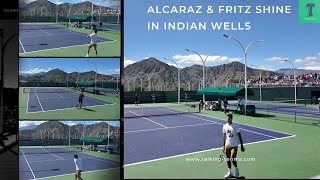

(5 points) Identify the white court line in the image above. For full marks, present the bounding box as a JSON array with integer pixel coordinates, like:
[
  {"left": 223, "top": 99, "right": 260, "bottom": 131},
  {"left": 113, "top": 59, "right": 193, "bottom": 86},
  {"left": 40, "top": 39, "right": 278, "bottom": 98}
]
[
  {"left": 31, "top": 167, "right": 119, "bottom": 180},
  {"left": 30, "top": 158, "right": 73, "bottom": 163},
  {"left": 128, "top": 110, "right": 167, "bottom": 128},
  {"left": 26, "top": 91, "right": 30, "bottom": 114},
  {"left": 160, "top": 108, "right": 295, "bottom": 136},
  {"left": 81, "top": 154, "right": 120, "bottom": 166},
  {"left": 50, "top": 89, "right": 64, "bottom": 98},
  {"left": 38, "top": 96, "right": 76, "bottom": 100},
  {"left": 19, "top": 38, "right": 26, "bottom": 53},
  {"left": 38, "top": 28, "right": 51, "bottom": 36},
  {"left": 20, "top": 33, "right": 76, "bottom": 38},
  {"left": 125, "top": 122, "right": 218, "bottom": 134},
  {"left": 26, "top": 103, "right": 116, "bottom": 114},
  {"left": 20, "top": 148, "right": 37, "bottom": 179},
  {"left": 33, "top": 89, "right": 44, "bottom": 112},
  {"left": 49, "top": 153, "right": 64, "bottom": 160},
  {"left": 124, "top": 135, "right": 296, "bottom": 167}
]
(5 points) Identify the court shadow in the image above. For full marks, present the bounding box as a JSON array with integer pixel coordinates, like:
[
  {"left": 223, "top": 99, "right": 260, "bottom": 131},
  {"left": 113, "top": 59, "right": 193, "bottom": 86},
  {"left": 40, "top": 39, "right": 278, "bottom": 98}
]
[{"left": 81, "top": 108, "right": 96, "bottom": 112}]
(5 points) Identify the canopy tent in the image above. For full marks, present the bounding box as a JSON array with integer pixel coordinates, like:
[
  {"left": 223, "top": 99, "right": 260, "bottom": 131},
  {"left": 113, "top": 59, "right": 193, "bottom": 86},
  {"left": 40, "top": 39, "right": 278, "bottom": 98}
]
[
  {"left": 66, "top": 15, "right": 95, "bottom": 22},
  {"left": 75, "top": 82, "right": 94, "bottom": 87},
  {"left": 80, "top": 137, "right": 107, "bottom": 144},
  {"left": 197, "top": 87, "right": 254, "bottom": 97}
]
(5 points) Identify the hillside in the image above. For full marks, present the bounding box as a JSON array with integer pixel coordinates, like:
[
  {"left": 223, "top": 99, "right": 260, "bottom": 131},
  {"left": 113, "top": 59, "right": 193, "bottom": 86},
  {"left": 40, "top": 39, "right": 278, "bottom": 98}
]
[
  {"left": 19, "top": 0, "right": 117, "bottom": 17},
  {"left": 124, "top": 58, "right": 282, "bottom": 91},
  {"left": 19, "top": 121, "right": 120, "bottom": 140},
  {"left": 19, "top": 68, "right": 117, "bottom": 84}
]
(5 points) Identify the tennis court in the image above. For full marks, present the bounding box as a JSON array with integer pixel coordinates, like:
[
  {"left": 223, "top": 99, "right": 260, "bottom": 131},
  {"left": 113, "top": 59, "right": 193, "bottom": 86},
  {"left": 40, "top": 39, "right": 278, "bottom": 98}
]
[
  {"left": 19, "top": 23, "right": 120, "bottom": 57},
  {"left": 19, "top": 146, "right": 120, "bottom": 180},
  {"left": 124, "top": 102, "right": 320, "bottom": 179},
  {"left": 19, "top": 87, "right": 120, "bottom": 119},
  {"left": 26, "top": 88, "right": 113, "bottom": 113}
]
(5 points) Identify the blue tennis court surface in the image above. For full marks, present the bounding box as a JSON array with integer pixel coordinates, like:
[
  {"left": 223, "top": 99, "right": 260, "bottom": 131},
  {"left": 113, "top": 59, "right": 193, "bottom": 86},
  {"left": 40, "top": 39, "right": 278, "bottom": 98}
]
[
  {"left": 19, "top": 27, "right": 112, "bottom": 54},
  {"left": 26, "top": 89, "right": 113, "bottom": 113},
  {"left": 19, "top": 148, "right": 120, "bottom": 180},
  {"left": 229, "top": 102, "right": 320, "bottom": 119},
  {"left": 124, "top": 107, "right": 294, "bottom": 165}
]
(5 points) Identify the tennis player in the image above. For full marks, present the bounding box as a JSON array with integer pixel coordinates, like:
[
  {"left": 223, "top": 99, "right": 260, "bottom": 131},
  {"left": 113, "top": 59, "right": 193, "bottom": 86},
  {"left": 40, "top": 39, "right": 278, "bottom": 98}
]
[
  {"left": 86, "top": 30, "right": 98, "bottom": 57},
  {"left": 76, "top": 92, "right": 84, "bottom": 109},
  {"left": 134, "top": 94, "right": 139, "bottom": 106},
  {"left": 74, "top": 154, "right": 83, "bottom": 180},
  {"left": 222, "top": 114, "right": 245, "bottom": 178}
]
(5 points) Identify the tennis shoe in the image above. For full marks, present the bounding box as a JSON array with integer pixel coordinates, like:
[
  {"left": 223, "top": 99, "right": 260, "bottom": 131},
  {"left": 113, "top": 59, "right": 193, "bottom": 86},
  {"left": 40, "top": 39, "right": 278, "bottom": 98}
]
[
  {"left": 224, "top": 172, "right": 233, "bottom": 178},
  {"left": 234, "top": 168, "right": 239, "bottom": 177}
]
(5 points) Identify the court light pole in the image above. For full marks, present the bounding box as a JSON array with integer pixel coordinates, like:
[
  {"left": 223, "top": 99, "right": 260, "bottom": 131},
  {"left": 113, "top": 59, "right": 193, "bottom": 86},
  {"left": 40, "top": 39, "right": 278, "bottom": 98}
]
[
  {"left": 137, "top": 72, "right": 148, "bottom": 92},
  {"left": 87, "top": 60, "right": 98, "bottom": 91},
  {"left": 164, "top": 58, "right": 191, "bottom": 104},
  {"left": 68, "top": 1, "right": 71, "bottom": 23},
  {"left": 71, "top": 66, "right": 80, "bottom": 89},
  {"left": 251, "top": 64, "right": 263, "bottom": 102},
  {"left": 185, "top": 49, "right": 218, "bottom": 102},
  {"left": 0, "top": 30, "right": 18, "bottom": 134},
  {"left": 284, "top": 59, "right": 297, "bottom": 104},
  {"left": 226, "top": 74, "right": 234, "bottom": 87},
  {"left": 223, "top": 34, "right": 263, "bottom": 115}
]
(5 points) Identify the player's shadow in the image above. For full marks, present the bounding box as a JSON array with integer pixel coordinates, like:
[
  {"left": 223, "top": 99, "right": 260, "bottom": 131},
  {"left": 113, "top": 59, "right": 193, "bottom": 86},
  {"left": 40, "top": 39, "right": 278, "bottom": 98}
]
[{"left": 81, "top": 108, "right": 96, "bottom": 112}]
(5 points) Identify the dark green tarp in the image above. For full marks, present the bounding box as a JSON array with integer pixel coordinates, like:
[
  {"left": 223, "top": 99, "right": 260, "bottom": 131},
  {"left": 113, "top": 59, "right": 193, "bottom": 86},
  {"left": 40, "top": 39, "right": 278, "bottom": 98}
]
[
  {"left": 66, "top": 15, "right": 92, "bottom": 22},
  {"left": 80, "top": 137, "right": 107, "bottom": 144},
  {"left": 75, "top": 82, "right": 94, "bottom": 87},
  {"left": 197, "top": 87, "right": 254, "bottom": 97}
]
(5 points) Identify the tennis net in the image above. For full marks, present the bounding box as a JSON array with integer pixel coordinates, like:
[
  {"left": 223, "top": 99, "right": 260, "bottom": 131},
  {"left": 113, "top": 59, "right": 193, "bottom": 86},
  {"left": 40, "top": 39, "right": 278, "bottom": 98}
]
[
  {"left": 19, "top": 23, "right": 68, "bottom": 30},
  {"left": 20, "top": 145, "right": 82, "bottom": 155},
  {"left": 247, "top": 99, "right": 307, "bottom": 110},
  {"left": 124, "top": 102, "right": 199, "bottom": 118}
]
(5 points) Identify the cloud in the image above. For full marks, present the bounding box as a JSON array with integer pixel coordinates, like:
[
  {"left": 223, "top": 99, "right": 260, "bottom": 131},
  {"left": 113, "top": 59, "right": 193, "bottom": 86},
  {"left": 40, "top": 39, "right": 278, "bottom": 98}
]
[
  {"left": 108, "top": 68, "right": 120, "bottom": 74},
  {"left": 19, "top": 121, "right": 46, "bottom": 128},
  {"left": 20, "top": 68, "right": 52, "bottom": 74},
  {"left": 305, "top": 66, "right": 320, "bottom": 70},
  {"left": 294, "top": 55, "right": 320, "bottom": 66},
  {"left": 124, "top": 58, "right": 136, "bottom": 67},
  {"left": 256, "top": 66, "right": 276, "bottom": 71},
  {"left": 264, "top": 57, "right": 288, "bottom": 62},
  {"left": 171, "top": 54, "right": 241, "bottom": 65}
]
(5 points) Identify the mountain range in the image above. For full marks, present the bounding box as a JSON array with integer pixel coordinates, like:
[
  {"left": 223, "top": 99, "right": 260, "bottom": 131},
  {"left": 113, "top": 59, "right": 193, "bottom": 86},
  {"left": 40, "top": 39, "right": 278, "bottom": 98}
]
[
  {"left": 19, "top": 121, "right": 120, "bottom": 140},
  {"left": 20, "top": 0, "right": 117, "bottom": 17},
  {"left": 276, "top": 68, "right": 319, "bottom": 76},
  {"left": 124, "top": 58, "right": 283, "bottom": 91},
  {"left": 19, "top": 68, "right": 118, "bottom": 83}
]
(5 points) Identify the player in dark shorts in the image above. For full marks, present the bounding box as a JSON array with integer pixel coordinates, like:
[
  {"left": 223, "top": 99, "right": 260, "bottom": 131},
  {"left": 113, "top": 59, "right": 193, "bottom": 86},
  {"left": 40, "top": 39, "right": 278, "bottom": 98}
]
[
  {"left": 134, "top": 94, "right": 139, "bottom": 106},
  {"left": 223, "top": 98, "right": 229, "bottom": 114},
  {"left": 76, "top": 92, "right": 84, "bottom": 109}
]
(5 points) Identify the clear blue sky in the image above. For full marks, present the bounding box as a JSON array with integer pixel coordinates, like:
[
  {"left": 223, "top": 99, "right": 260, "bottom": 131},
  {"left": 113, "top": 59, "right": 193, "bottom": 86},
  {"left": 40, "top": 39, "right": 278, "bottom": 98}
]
[
  {"left": 124, "top": 0, "right": 320, "bottom": 71},
  {"left": 19, "top": 58, "right": 120, "bottom": 75},
  {"left": 19, "top": 121, "right": 120, "bottom": 129}
]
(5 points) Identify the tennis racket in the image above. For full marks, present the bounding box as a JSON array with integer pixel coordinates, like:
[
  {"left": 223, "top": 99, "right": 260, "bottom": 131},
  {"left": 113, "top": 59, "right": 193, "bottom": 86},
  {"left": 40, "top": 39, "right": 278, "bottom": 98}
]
[{"left": 219, "top": 149, "right": 225, "bottom": 163}]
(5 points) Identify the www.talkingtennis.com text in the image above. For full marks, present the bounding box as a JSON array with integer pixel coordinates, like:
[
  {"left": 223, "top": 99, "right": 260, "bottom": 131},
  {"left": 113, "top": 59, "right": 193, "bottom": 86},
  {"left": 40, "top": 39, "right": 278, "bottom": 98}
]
[{"left": 185, "top": 157, "right": 256, "bottom": 162}]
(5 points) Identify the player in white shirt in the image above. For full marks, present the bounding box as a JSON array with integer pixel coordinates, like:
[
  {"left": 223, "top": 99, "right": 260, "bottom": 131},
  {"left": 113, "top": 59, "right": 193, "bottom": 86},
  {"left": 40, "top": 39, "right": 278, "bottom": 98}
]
[
  {"left": 86, "top": 30, "right": 98, "bottom": 57},
  {"left": 222, "top": 114, "right": 245, "bottom": 178},
  {"left": 74, "top": 154, "right": 83, "bottom": 180}
]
